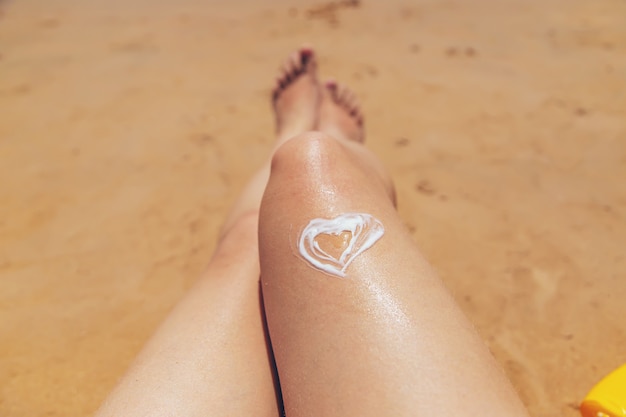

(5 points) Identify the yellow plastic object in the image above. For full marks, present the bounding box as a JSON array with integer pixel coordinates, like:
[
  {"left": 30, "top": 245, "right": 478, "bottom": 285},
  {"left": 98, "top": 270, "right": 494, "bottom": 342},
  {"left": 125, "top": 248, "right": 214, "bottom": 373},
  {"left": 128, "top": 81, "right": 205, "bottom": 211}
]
[{"left": 581, "top": 364, "right": 626, "bottom": 417}]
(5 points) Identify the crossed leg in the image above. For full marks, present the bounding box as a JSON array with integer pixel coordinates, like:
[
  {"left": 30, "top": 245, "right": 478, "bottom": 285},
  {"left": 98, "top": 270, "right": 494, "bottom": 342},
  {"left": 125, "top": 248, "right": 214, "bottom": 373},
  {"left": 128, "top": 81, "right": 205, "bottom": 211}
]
[
  {"left": 96, "top": 46, "right": 529, "bottom": 417},
  {"left": 259, "top": 78, "right": 530, "bottom": 416}
]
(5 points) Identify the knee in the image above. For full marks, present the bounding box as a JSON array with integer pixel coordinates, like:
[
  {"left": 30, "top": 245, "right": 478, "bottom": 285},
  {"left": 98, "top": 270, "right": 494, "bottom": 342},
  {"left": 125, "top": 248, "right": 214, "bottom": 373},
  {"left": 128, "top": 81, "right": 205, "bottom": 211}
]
[
  {"left": 217, "top": 210, "right": 259, "bottom": 248},
  {"left": 269, "top": 131, "right": 347, "bottom": 179},
  {"left": 264, "top": 131, "right": 395, "bottom": 211}
]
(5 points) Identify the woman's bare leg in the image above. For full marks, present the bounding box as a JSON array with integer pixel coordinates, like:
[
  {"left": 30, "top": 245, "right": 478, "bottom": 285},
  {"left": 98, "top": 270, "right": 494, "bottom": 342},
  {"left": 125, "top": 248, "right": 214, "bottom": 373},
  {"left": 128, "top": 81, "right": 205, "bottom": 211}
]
[
  {"left": 95, "top": 47, "right": 320, "bottom": 417},
  {"left": 96, "top": 213, "right": 278, "bottom": 417},
  {"left": 259, "top": 82, "right": 530, "bottom": 416},
  {"left": 220, "top": 47, "right": 320, "bottom": 237}
]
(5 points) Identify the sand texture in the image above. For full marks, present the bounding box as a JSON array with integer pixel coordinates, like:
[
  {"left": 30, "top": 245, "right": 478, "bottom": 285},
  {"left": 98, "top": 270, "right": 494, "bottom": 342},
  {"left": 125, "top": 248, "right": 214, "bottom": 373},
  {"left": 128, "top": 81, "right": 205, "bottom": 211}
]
[{"left": 1, "top": 0, "right": 625, "bottom": 415}]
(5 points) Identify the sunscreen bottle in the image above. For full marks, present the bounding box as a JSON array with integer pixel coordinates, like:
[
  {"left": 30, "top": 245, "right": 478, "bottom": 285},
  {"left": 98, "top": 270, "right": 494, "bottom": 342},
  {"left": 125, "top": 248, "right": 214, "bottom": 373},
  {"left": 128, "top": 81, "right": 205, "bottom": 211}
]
[{"left": 580, "top": 364, "right": 626, "bottom": 417}]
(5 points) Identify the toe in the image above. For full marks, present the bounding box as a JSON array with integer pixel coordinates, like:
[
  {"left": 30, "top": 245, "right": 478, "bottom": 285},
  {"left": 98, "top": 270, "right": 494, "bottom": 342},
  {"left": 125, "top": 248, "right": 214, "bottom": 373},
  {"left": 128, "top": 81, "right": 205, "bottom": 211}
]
[
  {"left": 300, "top": 47, "right": 316, "bottom": 74},
  {"left": 300, "top": 46, "right": 313, "bottom": 65},
  {"left": 274, "top": 77, "right": 284, "bottom": 94},
  {"left": 345, "top": 90, "right": 356, "bottom": 109},
  {"left": 338, "top": 85, "right": 350, "bottom": 105},
  {"left": 288, "top": 52, "right": 300, "bottom": 75},
  {"left": 325, "top": 81, "right": 339, "bottom": 101},
  {"left": 279, "top": 71, "right": 289, "bottom": 87}
]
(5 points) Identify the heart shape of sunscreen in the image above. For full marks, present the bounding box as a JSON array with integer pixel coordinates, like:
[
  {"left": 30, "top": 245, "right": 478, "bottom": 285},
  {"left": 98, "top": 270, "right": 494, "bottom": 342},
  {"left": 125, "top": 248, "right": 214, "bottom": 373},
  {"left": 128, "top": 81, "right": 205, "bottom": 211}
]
[{"left": 298, "top": 213, "right": 385, "bottom": 277}]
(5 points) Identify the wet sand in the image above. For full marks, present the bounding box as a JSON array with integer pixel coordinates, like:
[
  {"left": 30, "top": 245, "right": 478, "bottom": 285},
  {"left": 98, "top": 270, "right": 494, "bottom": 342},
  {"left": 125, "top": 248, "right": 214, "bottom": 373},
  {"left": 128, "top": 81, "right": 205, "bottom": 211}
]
[{"left": 1, "top": 0, "right": 625, "bottom": 415}]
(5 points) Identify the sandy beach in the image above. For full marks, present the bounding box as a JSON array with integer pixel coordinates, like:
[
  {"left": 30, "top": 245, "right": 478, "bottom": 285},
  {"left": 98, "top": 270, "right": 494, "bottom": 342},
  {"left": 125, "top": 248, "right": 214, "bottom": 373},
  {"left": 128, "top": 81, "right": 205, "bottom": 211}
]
[{"left": 1, "top": 0, "right": 625, "bottom": 415}]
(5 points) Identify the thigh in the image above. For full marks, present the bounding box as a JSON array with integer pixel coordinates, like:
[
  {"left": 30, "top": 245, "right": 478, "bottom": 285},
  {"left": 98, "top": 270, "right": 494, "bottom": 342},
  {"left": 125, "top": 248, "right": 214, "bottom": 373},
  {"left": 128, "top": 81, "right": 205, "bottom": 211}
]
[
  {"left": 96, "top": 213, "right": 281, "bottom": 417},
  {"left": 259, "top": 133, "right": 529, "bottom": 417}
]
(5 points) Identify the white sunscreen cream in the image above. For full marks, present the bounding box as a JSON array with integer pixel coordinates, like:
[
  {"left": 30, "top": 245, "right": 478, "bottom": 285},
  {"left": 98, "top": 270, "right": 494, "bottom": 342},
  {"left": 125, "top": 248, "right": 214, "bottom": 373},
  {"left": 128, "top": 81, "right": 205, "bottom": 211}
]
[{"left": 298, "top": 212, "right": 385, "bottom": 277}]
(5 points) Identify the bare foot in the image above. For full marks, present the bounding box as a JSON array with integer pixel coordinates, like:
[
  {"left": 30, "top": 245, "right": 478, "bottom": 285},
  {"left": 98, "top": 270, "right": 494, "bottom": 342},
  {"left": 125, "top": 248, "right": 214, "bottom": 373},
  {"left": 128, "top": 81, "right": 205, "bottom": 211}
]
[
  {"left": 272, "top": 47, "right": 320, "bottom": 144},
  {"left": 317, "top": 79, "right": 365, "bottom": 143}
]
